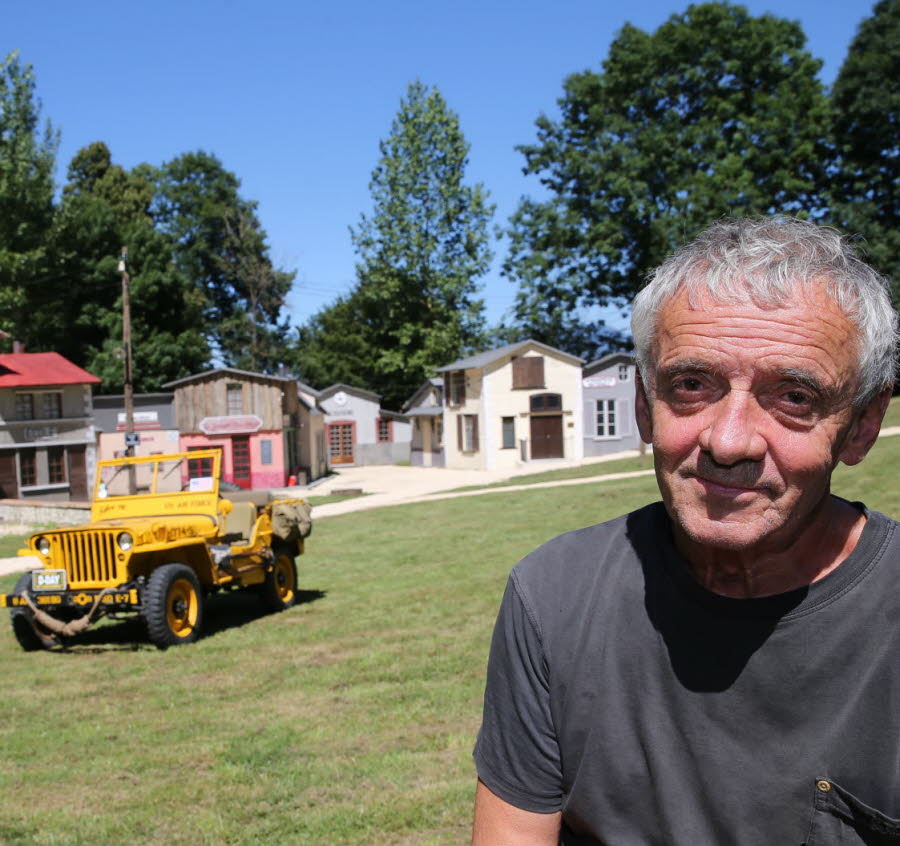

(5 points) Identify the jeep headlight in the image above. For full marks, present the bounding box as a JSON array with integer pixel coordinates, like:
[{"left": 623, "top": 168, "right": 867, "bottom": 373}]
[
  {"left": 116, "top": 532, "right": 134, "bottom": 552},
  {"left": 36, "top": 536, "right": 50, "bottom": 556}
]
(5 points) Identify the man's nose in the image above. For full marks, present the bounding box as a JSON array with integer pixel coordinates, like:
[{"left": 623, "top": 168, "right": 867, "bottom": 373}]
[{"left": 697, "top": 391, "right": 767, "bottom": 465}]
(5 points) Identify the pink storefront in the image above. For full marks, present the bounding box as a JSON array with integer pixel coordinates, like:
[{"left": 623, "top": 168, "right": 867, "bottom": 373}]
[{"left": 164, "top": 368, "right": 307, "bottom": 491}]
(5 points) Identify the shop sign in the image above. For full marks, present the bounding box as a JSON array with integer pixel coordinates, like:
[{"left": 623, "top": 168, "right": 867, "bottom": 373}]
[{"left": 199, "top": 415, "right": 263, "bottom": 435}]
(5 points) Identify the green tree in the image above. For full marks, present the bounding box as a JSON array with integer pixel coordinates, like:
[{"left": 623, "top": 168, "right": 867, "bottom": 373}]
[
  {"left": 504, "top": 2, "right": 830, "bottom": 347},
  {"left": 829, "top": 0, "right": 900, "bottom": 304},
  {"left": 47, "top": 142, "right": 209, "bottom": 391},
  {"left": 153, "top": 151, "right": 293, "bottom": 372},
  {"left": 0, "top": 51, "right": 58, "bottom": 339},
  {"left": 295, "top": 81, "right": 493, "bottom": 408}
]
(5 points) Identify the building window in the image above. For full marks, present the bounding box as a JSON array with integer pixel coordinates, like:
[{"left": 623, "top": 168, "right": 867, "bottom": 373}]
[
  {"left": 260, "top": 439, "right": 272, "bottom": 465},
  {"left": 15, "top": 393, "right": 34, "bottom": 420},
  {"left": 226, "top": 383, "right": 243, "bottom": 415},
  {"left": 618, "top": 364, "right": 629, "bottom": 381},
  {"left": 512, "top": 356, "right": 545, "bottom": 389},
  {"left": 448, "top": 371, "right": 466, "bottom": 406},
  {"left": 377, "top": 418, "right": 392, "bottom": 443},
  {"left": 501, "top": 417, "right": 515, "bottom": 449},
  {"left": 596, "top": 399, "right": 617, "bottom": 437},
  {"left": 41, "top": 392, "right": 62, "bottom": 419},
  {"left": 530, "top": 393, "right": 562, "bottom": 413},
  {"left": 457, "top": 414, "right": 479, "bottom": 453},
  {"left": 434, "top": 417, "right": 443, "bottom": 448},
  {"left": 19, "top": 450, "right": 36, "bottom": 486},
  {"left": 48, "top": 447, "right": 66, "bottom": 483}
]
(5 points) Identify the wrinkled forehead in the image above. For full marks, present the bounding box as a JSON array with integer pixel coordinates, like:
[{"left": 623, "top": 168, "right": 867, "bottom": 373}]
[{"left": 648, "top": 284, "right": 863, "bottom": 385}]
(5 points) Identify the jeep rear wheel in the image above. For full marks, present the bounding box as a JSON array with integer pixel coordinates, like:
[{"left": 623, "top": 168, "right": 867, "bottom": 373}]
[
  {"left": 10, "top": 572, "right": 59, "bottom": 651},
  {"left": 144, "top": 564, "right": 203, "bottom": 648},
  {"left": 260, "top": 549, "right": 298, "bottom": 612}
]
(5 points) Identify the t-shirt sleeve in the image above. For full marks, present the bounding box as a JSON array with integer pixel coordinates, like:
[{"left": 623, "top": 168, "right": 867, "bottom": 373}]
[{"left": 473, "top": 570, "right": 563, "bottom": 813}]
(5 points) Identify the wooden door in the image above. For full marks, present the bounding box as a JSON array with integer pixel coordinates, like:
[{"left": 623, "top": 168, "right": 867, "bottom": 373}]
[
  {"left": 232, "top": 436, "right": 251, "bottom": 488},
  {"left": 328, "top": 422, "right": 355, "bottom": 465},
  {"left": 0, "top": 452, "right": 17, "bottom": 498},
  {"left": 530, "top": 415, "right": 563, "bottom": 459},
  {"left": 67, "top": 445, "right": 88, "bottom": 500}
]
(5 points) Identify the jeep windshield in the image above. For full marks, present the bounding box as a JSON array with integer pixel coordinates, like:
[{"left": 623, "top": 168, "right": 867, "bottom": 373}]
[{"left": 96, "top": 456, "right": 215, "bottom": 499}]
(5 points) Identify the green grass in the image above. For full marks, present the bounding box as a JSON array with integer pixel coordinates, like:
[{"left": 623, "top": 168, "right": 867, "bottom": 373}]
[
  {"left": 450, "top": 451, "right": 655, "bottom": 492},
  {"left": 0, "top": 435, "right": 895, "bottom": 845},
  {"left": 306, "top": 492, "right": 369, "bottom": 507},
  {"left": 881, "top": 395, "right": 900, "bottom": 429},
  {"left": 0, "top": 534, "right": 29, "bottom": 558}
]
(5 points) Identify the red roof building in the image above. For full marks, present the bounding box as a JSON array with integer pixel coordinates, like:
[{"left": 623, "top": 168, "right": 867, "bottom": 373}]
[{"left": 0, "top": 353, "right": 100, "bottom": 501}]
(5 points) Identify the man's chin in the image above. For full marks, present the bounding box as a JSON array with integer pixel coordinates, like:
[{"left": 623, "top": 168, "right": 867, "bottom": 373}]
[{"left": 671, "top": 513, "right": 778, "bottom": 553}]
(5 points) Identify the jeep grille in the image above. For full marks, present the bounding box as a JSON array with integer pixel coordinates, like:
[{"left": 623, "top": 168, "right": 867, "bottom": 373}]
[{"left": 50, "top": 531, "right": 120, "bottom": 588}]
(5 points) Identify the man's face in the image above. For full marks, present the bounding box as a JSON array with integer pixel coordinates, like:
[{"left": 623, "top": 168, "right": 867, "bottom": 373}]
[{"left": 636, "top": 286, "right": 877, "bottom": 557}]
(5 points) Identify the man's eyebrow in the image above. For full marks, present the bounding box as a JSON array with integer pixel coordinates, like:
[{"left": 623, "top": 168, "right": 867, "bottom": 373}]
[
  {"left": 656, "top": 359, "right": 718, "bottom": 379},
  {"left": 775, "top": 368, "right": 829, "bottom": 396}
]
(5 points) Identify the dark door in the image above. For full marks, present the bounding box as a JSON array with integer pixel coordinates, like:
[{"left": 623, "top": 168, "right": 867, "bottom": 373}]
[
  {"left": 0, "top": 452, "right": 17, "bottom": 498},
  {"left": 530, "top": 415, "right": 563, "bottom": 459},
  {"left": 67, "top": 445, "right": 88, "bottom": 500},
  {"left": 328, "top": 423, "right": 355, "bottom": 465},
  {"left": 232, "top": 436, "right": 251, "bottom": 488}
]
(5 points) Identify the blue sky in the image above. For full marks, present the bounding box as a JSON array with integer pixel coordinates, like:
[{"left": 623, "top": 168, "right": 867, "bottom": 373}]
[{"left": 8, "top": 0, "right": 875, "bottom": 332}]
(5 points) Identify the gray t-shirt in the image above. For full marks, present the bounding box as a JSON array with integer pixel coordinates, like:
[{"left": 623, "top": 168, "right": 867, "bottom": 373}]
[{"left": 474, "top": 501, "right": 900, "bottom": 845}]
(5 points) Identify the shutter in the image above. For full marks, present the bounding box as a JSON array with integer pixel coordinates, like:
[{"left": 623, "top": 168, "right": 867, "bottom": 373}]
[
  {"left": 618, "top": 399, "right": 632, "bottom": 437},
  {"left": 530, "top": 356, "right": 545, "bottom": 388},
  {"left": 584, "top": 400, "right": 595, "bottom": 437},
  {"left": 512, "top": 358, "right": 524, "bottom": 389},
  {"left": 473, "top": 415, "right": 479, "bottom": 452},
  {"left": 457, "top": 414, "right": 463, "bottom": 451}
]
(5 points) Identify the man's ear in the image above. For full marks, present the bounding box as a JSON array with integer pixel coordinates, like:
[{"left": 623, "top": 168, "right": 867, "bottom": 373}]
[
  {"left": 838, "top": 387, "right": 892, "bottom": 466},
  {"left": 635, "top": 371, "right": 654, "bottom": 444}
]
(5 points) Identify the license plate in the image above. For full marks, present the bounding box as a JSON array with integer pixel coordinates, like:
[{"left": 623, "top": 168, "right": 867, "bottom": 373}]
[{"left": 31, "top": 570, "right": 67, "bottom": 591}]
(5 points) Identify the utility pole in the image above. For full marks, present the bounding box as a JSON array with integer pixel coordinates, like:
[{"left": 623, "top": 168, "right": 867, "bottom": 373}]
[{"left": 118, "top": 247, "right": 136, "bottom": 459}]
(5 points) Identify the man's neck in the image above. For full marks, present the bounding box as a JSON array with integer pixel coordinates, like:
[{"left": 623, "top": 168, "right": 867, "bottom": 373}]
[{"left": 674, "top": 496, "right": 867, "bottom": 599}]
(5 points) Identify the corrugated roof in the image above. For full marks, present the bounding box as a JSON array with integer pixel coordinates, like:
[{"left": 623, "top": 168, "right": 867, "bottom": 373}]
[{"left": 0, "top": 353, "right": 100, "bottom": 388}]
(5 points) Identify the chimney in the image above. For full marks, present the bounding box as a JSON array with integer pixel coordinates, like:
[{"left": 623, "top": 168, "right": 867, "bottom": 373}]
[{"left": 12, "top": 340, "right": 25, "bottom": 354}]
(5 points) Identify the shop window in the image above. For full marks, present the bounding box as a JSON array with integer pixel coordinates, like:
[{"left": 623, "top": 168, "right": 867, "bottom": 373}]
[
  {"left": 377, "top": 418, "right": 392, "bottom": 443},
  {"left": 41, "top": 392, "right": 62, "bottom": 419},
  {"left": 596, "top": 399, "right": 617, "bottom": 438},
  {"left": 260, "top": 439, "right": 272, "bottom": 465},
  {"left": 457, "top": 414, "right": 479, "bottom": 453},
  {"left": 530, "top": 393, "right": 562, "bottom": 413},
  {"left": 501, "top": 417, "right": 515, "bottom": 449},
  {"left": 448, "top": 371, "right": 466, "bottom": 406},
  {"left": 15, "top": 393, "right": 34, "bottom": 421},
  {"left": 48, "top": 447, "right": 66, "bottom": 483},
  {"left": 19, "top": 450, "right": 36, "bottom": 486},
  {"left": 227, "top": 383, "right": 243, "bottom": 415}
]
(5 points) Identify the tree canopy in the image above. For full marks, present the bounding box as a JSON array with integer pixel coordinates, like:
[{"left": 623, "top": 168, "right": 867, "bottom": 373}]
[
  {"left": 293, "top": 81, "right": 493, "bottom": 408},
  {"left": 829, "top": 0, "right": 900, "bottom": 305},
  {"left": 503, "top": 3, "right": 830, "bottom": 355}
]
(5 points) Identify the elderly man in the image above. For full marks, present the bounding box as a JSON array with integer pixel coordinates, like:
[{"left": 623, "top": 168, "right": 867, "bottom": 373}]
[{"left": 472, "top": 217, "right": 900, "bottom": 844}]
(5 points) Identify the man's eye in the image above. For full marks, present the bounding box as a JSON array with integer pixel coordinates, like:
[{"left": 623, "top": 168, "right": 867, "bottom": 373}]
[
  {"left": 672, "top": 377, "right": 704, "bottom": 393},
  {"left": 780, "top": 390, "right": 815, "bottom": 412}
]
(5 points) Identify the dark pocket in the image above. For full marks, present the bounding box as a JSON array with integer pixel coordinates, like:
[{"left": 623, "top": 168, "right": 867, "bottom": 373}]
[{"left": 806, "top": 778, "right": 900, "bottom": 845}]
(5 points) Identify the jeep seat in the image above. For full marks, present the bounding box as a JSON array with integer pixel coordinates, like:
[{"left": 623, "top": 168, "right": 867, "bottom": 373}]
[{"left": 223, "top": 501, "right": 257, "bottom": 545}]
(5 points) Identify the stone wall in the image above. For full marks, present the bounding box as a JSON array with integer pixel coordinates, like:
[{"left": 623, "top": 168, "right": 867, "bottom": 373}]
[{"left": 0, "top": 498, "right": 90, "bottom": 527}]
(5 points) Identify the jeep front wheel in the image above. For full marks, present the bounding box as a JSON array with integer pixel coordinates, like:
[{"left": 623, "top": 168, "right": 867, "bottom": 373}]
[
  {"left": 144, "top": 564, "right": 204, "bottom": 648},
  {"left": 10, "top": 572, "right": 58, "bottom": 651},
  {"left": 260, "top": 549, "right": 298, "bottom": 612}
]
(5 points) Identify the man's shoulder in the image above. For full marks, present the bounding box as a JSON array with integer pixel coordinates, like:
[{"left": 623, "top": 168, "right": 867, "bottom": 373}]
[{"left": 510, "top": 501, "right": 667, "bottom": 608}]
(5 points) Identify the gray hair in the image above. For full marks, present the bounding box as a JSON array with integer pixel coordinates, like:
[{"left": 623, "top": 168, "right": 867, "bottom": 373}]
[{"left": 631, "top": 217, "right": 898, "bottom": 408}]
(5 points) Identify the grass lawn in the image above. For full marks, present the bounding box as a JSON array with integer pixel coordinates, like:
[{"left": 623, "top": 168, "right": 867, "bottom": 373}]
[
  {"left": 0, "top": 433, "right": 896, "bottom": 844},
  {"left": 881, "top": 394, "right": 900, "bottom": 429}
]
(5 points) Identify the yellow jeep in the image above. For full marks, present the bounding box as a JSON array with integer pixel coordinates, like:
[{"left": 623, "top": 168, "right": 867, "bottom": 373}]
[{"left": 1, "top": 449, "right": 312, "bottom": 650}]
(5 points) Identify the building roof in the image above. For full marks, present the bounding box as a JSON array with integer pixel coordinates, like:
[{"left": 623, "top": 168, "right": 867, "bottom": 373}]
[
  {"left": 404, "top": 404, "right": 443, "bottom": 417},
  {"left": 435, "top": 340, "right": 584, "bottom": 373},
  {"left": 162, "top": 367, "right": 295, "bottom": 389},
  {"left": 319, "top": 383, "right": 381, "bottom": 404},
  {"left": 0, "top": 352, "right": 100, "bottom": 388},
  {"left": 584, "top": 352, "right": 636, "bottom": 374},
  {"left": 401, "top": 376, "right": 444, "bottom": 413}
]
